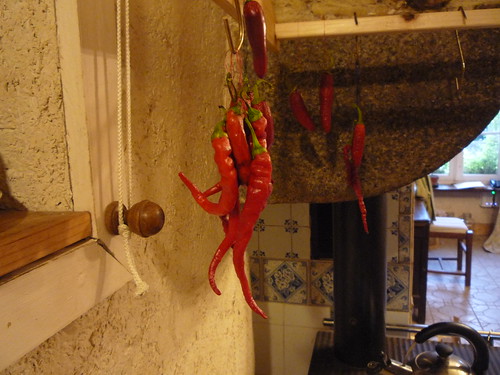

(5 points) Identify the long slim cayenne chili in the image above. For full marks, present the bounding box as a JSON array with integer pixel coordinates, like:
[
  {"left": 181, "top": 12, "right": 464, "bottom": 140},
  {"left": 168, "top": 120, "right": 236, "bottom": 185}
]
[
  {"left": 343, "top": 105, "right": 369, "bottom": 233},
  {"left": 232, "top": 123, "right": 272, "bottom": 319},
  {"left": 320, "top": 72, "right": 334, "bottom": 134},
  {"left": 351, "top": 105, "right": 365, "bottom": 168},
  {"left": 208, "top": 200, "right": 240, "bottom": 295},
  {"left": 178, "top": 121, "right": 238, "bottom": 216},
  {"left": 289, "top": 88, "right": 315, "bottom": 131},
  {"left": 246, "top": 107, "right": 267, "bottom": 149},
  {"left": 226, "top": 106, "right": 252, "bottom": 185},
  {"left": 343, "top": 145, "right": 368, "bottom": 234},
  {"left": 244, "top": 0, "right": 267, "bottom": 78},
  {"left": 250, "top": 82, "right": 274, "bottom": 149}
]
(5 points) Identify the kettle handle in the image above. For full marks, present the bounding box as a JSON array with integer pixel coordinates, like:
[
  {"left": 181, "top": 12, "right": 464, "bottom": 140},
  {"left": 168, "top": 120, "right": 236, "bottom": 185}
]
[{"left": 415, "top": 322, "right": 489, "bottom": 375}]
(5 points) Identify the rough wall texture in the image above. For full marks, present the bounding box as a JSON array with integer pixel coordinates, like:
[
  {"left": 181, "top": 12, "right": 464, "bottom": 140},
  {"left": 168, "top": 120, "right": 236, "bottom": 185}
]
[
  {"left": 272, "top": 0, "right": 500, "bottom": 21},
  {"left": 1, "top": 1, "right": 254, "bottom": 374},
  {"left": 0, "top": 0, "right": 73, "bottom": 212}
]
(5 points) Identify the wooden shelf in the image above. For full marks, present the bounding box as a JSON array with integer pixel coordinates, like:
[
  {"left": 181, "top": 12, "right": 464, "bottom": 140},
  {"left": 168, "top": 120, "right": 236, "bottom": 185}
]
[
  {"left": 0, "top": 211, "right": 92, "bottom": 277},
  {"left": 211, "top": 1, "right": 499, "bottom": 50}
]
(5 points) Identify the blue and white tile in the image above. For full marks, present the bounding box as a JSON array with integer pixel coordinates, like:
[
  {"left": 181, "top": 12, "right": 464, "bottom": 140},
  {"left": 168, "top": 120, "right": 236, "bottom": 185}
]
[
  {"left": 263, "top": 259, "right": 308, "bottom": 304},
  {"left": 259, "top": 225, "right": 292, "bottom": 259},
  {"left": 250, "top": 256, "right": 262, "bottom": 301},
  {"left": 310, "top": 260, "right": 334, "bottom": 306},
  {"left": 283, "top": 304, "right": 330, "bottom": 328},
  {"left": 386, "top": 263, "right": 410, "bottom": 312},
  {"left": 284, "top": 326, "right": 320, "bottom": 375},
  {"left": 398, "top": 185, "right": 413, "bottom": 215},
  {"left": 260, "top": 203, "right": 291, "bottom": 226},
  {"left": 398, "top": 214, "right": 412, "bottom": 262},
  {"left": 385, "top": 228, "right": 399, "bottom": 263},
  {"left": 290, "top": 203, "right": 310, "bottom": 227},
  {"left": 290, "top": 226, "right": 311, "bottom": 259},
  {"left": 253, "top": 321, "right": 285, "bottom": 375},
  {"left": 249, "top": 230, "right": 263, "bottom": 257},
  {"left": 383, "top": 191, "right": 400, "bottom": 229}
]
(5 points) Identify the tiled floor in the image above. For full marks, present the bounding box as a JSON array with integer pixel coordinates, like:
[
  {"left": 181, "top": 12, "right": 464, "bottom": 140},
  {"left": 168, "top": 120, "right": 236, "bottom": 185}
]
[{"left": 426, "top": 236, "right": 500, "bottom": 340}]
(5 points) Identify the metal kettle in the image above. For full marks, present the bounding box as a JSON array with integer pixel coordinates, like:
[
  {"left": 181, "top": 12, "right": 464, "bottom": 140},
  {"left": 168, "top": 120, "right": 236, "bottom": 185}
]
[
  {"left": 383, "top": 322, "right": 490, "bottom": 375},
  {"left": 409, "top": 322, "right": 490, "bottom": 375}
]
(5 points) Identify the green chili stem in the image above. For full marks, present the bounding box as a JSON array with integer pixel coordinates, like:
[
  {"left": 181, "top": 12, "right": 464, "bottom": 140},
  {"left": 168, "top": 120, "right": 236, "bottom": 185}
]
[
  {"left": 245, "top": 118, "right": 266, "bottom": 157},
  {"left": 353, "top": 104, "right": 363, "bottom": 124},
  {"left": 211, "top": 120, "right": 228, "bottom": 140}
]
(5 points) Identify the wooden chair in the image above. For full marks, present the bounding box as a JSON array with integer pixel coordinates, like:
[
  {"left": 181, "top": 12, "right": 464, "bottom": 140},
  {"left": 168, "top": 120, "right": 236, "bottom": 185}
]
[{"left": 428, "top": 216, "right": 473, "bottom": 287}]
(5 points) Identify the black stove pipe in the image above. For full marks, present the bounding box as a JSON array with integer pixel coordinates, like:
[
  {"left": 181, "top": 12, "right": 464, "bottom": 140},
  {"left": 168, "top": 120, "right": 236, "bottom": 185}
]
[{"left": 332, "top": 195, "right": 387, "bottom": 369}]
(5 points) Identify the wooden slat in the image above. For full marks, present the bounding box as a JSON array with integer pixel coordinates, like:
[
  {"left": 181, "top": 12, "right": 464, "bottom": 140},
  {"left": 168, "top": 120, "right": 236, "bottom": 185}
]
[
  {"left": 275, "top": 8, "right": 500, "bottom": 40},
  {"left": 0, "top": 240, "right": 132, "bottom": 371},
  {"left": 211, "top": 0, "right": 278, "bottom": 51},
  {"left": 0, "top": 211, "right": 92, "bottom": 277}
]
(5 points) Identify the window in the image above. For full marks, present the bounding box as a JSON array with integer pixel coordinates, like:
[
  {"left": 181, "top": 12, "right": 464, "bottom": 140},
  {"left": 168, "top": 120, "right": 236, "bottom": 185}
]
[{"left": 434, "top": 111, "right": 500, "bottom": 184}]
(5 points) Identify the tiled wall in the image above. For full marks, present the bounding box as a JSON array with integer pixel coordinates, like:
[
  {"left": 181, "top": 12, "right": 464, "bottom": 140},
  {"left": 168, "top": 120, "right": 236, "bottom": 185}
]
[{"left": 251, "top": 186, "right": 414, "bottom": 375}]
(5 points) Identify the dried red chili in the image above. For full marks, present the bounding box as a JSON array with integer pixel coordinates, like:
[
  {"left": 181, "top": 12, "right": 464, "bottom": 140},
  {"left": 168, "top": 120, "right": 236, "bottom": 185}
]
[
  {"left": 250, "top": 82, "right": 275, "bottom": 149},
  {"left": 343, "top": 105, "right": 368, "bottom": 233},
  {"left": 208, "top": 201, "right": 240, "bottom": 295},
  {"left": 178, "top": 121, "right": 238, "bottom": 216},
  {"left": 319, "top": 72, "right": 334, "bottom": 134},
  {"left": 289, "top": 88, "right": 315, "bottom": 131},
  {"left": 244, "top": 0, "right": 268, "bottom": 78},
  {"left": 226, "top": 106, "right": 252, "bottom": 185},
  {"left": 232, "top": 123, "right": 272, "bottom": 319},
  {"left": 246, "top": 107, "right": 267, "bottom": 150}
]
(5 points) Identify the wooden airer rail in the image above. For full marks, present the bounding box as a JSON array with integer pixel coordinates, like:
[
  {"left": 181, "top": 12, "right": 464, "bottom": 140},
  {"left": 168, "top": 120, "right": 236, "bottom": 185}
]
[
  {"left": 0, "top": 210, "right": 92, "bottom": 277},
  {"left": 212, "top": 0, "right": 500, "bottom": 50}
]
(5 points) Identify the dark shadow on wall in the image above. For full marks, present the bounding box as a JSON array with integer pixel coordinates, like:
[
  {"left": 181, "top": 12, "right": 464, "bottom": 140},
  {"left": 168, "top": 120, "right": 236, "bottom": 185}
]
[{"left": 0, "top": 154, "right": 27, "bottom": 211}]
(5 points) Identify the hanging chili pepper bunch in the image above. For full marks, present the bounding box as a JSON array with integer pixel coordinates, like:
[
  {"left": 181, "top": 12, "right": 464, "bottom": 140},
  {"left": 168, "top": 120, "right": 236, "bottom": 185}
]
[
  {"left": 289, "top": 71, "right": 335, "bottom": 134},
  {"left": 343, "top": 105, "right": 368, "bottom": 233},
  {"left": 178, "top": 75, "right": 273, "bottom": 319}
]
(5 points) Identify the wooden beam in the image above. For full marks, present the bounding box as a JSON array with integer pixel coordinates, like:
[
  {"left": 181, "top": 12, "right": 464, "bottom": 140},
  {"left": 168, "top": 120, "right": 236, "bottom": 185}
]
[
  {"left": 275, "top": 8, "right": 500, "bottom": 40},
  {"left": 211, "top": 0, "right": 278, "bottom": 51}
]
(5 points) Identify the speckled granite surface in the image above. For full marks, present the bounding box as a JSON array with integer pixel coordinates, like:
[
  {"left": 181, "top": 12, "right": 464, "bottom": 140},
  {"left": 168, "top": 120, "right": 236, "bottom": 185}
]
[{"left": 247, "top": 28, "right": 499, "bottom": 203}]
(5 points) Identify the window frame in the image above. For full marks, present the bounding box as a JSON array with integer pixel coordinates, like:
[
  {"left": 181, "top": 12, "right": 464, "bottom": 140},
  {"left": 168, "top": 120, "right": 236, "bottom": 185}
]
[{"left": 434, "top": 113, "right": 500, "bottom": 185}]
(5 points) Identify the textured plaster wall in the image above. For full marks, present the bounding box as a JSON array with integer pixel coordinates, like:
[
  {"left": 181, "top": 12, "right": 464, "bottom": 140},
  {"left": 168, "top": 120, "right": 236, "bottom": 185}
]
[
  {"left": 272, "top": 0, "right": 500, "bottom": 21},
  {"left": 1, "top": 1, "right": 254, "bottom": 374},
  {"left": 0, "top": 0, "right": 72, "bottom": 211}
]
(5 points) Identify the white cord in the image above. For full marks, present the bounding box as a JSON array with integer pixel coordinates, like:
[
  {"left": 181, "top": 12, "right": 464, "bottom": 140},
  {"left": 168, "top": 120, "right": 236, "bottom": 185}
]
[{"left": 116, "top": 0, "right": 149, "bottom": 296}]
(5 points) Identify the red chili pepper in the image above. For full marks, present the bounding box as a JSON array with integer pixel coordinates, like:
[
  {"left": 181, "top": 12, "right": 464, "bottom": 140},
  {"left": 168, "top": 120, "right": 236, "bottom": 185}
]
[
  {"left": 251, "top": 82, "right": 275, "bottom": 149},
  {"left": 226, "top": 107, "right": 252, "bottom": 185},
  {"left": 343, "top": 106, "right": 369, "bottom": 234},
  {"left": 253, "top": 100, "right": 274, "bottom": 149},
  {"left": 178, "top": 121, "right": 239, "bottom": 216},
  {"left": 232, "top": 123, "right": 272, "bottom": 319},
  {"left": 344, "top": 146, "right": 368, "bottom": 233},
  {"left": 208, "top": 201, "right": 240, "bottom": 295},
  {"left": 351, "top": 105, "right": 365, "bottom": 168},
  {"left": 320, "top": 72, "right": 334, "bottom": 134},
  {"left": 289, "top": 88, "right": 315, "bottom": 131},
  {"left": 246, "top": 107, "right": 267, "bottom": 149},
  {"left": 244, "top": 0, "right": 267, "bottom": 78}
]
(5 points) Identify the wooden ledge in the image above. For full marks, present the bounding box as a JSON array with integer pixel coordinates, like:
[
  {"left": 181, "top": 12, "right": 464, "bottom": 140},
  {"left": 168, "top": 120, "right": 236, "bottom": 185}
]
[{"left": 0, "top": 211, "right": 92, "bottom": 277}]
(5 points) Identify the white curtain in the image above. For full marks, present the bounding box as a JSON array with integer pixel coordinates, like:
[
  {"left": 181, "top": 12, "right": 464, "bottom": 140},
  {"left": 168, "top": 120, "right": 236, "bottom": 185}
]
[{"left": 483, "top": 209, "right": 500, "bottom": 253}]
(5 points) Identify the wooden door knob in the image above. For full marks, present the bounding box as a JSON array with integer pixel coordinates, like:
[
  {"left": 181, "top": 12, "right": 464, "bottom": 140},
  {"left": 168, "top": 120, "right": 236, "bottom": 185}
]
[
  {"left": 104, "top": 200, "right": 165, "bottom": 237},
  {"left": 127, "top": 200, "right": 165, "bottom": 237}
]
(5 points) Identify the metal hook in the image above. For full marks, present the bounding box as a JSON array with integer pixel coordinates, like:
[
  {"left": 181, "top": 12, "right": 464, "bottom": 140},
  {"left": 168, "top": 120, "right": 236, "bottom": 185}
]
[
  {"left": 224, "top": 0, "right": 245, "bottom": 54},
  {"left": 454, "top": 30, "right": 466, "bottom": 93},
  {"left": 458, "top": 6, "right": 467, "bottom": 20}
]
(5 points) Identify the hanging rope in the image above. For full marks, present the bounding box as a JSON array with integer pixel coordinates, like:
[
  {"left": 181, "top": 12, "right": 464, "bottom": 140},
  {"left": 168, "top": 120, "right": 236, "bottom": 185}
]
[{"left": 116, "top": 0, "right": 149, "bottom": 296}]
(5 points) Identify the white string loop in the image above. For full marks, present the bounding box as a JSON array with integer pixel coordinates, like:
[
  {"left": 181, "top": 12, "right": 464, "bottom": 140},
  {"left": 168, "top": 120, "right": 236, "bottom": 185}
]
[{"left": 116, "top": 0, "right": 149, "bottom": 296}]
